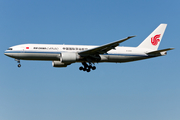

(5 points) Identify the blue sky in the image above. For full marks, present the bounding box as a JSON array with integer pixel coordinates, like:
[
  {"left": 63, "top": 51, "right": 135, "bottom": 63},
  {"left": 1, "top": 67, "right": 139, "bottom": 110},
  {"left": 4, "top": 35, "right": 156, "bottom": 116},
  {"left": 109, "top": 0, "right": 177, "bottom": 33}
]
[{"left": 1, "top": 0, "right": 180, "bottom": 120}]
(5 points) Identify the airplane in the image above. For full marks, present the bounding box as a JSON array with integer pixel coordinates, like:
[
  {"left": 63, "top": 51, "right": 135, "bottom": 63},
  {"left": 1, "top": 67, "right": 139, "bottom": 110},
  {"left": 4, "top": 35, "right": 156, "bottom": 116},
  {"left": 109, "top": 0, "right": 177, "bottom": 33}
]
[{"left": 4, "top": 24, "right": 174, "bottom": 72}]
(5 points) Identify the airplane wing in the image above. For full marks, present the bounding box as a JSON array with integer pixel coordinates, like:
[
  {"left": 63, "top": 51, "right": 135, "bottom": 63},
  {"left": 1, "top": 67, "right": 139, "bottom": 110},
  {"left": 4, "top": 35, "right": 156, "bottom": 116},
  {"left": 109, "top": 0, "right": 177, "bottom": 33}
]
[{"left": 79, "top": 36, "right": 135, "bottom": 56}]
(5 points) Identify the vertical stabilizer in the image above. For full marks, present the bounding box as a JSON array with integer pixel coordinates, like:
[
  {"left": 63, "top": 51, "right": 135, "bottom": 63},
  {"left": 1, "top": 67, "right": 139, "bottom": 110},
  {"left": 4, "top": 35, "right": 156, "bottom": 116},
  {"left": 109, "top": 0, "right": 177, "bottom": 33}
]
[{"left": 138, "top": 24, "right": 167, "bottom": 50}]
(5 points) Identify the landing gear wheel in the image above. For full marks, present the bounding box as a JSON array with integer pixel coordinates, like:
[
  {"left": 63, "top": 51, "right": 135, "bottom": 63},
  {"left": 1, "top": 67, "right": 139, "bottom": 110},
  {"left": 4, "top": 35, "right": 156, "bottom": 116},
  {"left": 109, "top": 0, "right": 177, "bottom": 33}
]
[
  {"left": 18, "top": 64, "right": 21, "bottom": 68},
  {"left": 80, "top": 62, "right": 96, "bottom": 72},
  {"left": 79, "top": 66, "right": 83, "bottom": 70},
  {"left": 86, "top": 69, "right": 91, "bottom": 72},
  {"left": 92, "top": 66, "right": 96, "bottom": 70},
  {"left": 86, "top": 67, "right": 91, "bottom": 72}
]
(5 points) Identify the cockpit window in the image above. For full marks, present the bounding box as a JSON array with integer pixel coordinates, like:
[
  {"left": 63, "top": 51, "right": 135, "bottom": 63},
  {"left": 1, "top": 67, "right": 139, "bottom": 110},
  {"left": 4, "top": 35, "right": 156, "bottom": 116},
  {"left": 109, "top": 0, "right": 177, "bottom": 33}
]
[{"left": 8, "top": 48, "right": 13, "bottom": 50}]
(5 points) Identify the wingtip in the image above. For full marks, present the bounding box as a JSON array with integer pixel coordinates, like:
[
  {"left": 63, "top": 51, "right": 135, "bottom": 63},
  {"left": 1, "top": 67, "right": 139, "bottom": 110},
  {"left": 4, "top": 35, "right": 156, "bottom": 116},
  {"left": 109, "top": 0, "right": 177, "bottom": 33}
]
[{"left": 128, "top": 35, "right": 136, "bottom": 38}]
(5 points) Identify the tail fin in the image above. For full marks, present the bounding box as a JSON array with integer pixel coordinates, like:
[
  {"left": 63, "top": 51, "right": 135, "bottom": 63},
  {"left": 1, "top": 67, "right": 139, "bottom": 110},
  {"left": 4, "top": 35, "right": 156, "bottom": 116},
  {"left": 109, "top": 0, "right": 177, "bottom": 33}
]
[{"left": 138, "top": 24, "right": 167, "bottom": 50}]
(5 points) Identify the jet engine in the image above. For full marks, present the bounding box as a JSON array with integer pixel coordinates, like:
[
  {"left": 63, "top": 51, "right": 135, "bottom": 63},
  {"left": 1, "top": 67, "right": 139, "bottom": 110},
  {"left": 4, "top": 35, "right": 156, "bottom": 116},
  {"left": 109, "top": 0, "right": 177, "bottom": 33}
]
[
  {"left": 52, "top": 52, "right": 80, "bottom": 67},
  {"left": 60, "top": 52, "right": 79, "bottom": 63},
  {"left": 52, "top": 61, "right": 69, "bottom": 67}
]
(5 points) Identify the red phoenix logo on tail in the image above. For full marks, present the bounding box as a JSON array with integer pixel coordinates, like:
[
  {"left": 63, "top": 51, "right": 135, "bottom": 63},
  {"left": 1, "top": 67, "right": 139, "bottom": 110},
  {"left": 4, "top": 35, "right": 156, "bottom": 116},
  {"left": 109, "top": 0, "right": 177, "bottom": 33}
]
[{"left": 151, "top": 34, "right": 161, "bottom": 46}]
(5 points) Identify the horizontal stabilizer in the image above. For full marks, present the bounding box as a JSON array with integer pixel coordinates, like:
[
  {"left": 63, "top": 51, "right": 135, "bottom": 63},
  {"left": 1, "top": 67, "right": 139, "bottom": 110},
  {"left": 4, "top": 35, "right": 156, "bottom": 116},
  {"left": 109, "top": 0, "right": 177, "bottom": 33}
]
[{"left": 147, "top": 48, "right": 174, "bottom": 55}]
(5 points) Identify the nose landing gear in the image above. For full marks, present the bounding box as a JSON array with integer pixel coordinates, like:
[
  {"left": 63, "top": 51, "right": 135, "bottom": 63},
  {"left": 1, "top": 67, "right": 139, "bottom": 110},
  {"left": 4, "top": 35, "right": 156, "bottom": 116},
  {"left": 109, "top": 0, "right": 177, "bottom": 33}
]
[
  {"left": 18, "top": 64, "right": 21, "bottom": 67},
  {"left": 79, "top": 62, "right": 96, "bottom": 72},
  {"left": 15, "top": 59, "right": 21, "bottom": 68}
]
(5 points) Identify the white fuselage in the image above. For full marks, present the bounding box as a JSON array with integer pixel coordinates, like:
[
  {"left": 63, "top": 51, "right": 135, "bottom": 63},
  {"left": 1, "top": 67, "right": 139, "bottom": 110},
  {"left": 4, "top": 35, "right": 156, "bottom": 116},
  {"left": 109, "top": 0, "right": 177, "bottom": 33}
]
[
  {"left": 4, "top": 44, "right": 160, "bottom": 63},
  {"left": 4, "top": 24, "right": 173, "bottom": 72}
]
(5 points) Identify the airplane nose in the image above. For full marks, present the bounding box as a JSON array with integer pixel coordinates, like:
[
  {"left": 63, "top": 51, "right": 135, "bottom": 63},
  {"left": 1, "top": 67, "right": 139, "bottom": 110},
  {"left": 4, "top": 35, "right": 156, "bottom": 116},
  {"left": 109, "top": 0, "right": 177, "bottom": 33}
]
[
  {"left": 4, "top": 51, "right": 11, "bottom": 57},
  {"left": 4, "top": 50, "right": 18, "bottom": 58},
  {"left": 4, "top": 51, "right": 8, "bottom": 55},
  {"left": 4, "top": 51, "right": 8, "bottom": 56}
]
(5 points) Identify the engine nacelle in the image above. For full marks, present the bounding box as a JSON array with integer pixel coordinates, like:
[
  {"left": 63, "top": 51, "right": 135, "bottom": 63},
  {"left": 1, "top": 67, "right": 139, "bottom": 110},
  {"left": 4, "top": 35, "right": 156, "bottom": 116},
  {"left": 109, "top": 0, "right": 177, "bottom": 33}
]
[
  {"left": 60, "top": 52, "right": 79, "bottom": 63},
  {"left": 52, "top": 61, "right": 69, "bottom": 67},
  {"left": 160, "top": 51, "right": 167, "bottom": 56}
]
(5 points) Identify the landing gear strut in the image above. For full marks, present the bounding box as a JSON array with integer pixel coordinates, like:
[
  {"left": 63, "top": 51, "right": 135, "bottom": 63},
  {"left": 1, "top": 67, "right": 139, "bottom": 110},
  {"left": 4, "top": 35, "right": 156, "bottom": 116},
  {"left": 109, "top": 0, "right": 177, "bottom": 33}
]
[
  {"left": 15, "top": 59, "right": 21, "bottom": 68},
  {"left": 79, "top": 62, "right": 96, "bottom": 72}
]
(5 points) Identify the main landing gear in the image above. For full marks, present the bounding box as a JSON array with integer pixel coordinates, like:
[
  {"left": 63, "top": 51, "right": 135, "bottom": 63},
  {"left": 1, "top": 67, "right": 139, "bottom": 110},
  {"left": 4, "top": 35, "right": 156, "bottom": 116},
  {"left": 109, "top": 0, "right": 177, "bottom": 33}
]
[
  {"left": 15, "top": 59, "right": 21, "bottom": 68},
  {"left": 79, "top": 62, "right": 96, "bottom": 72}
]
